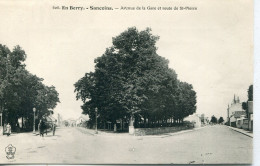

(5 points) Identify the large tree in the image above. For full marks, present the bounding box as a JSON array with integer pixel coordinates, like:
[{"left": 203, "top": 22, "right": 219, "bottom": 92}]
[
  {"left": 0, "top": 44, "right": 59, "bottom": 131},
  {"left": 218, "top": 117, "right": 224, "bottom": 124},
  {"left": 248, "top": 85, "right": 253, "bottom": 101},
  {"left": 74, "top": 27, "right": 197, "bottom": 128},
  {"left": 210, "top": 115, "right": 217, "bottom": 124}
]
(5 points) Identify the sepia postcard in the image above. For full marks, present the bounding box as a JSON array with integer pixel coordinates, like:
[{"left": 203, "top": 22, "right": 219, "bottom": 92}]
[{"left": 0, "top": 0, "right": 257, "bottom": 165}]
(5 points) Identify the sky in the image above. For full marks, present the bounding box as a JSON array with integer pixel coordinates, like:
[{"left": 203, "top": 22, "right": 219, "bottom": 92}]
[{"left": 0, "top": 0, "right": 254, "bottom": 120}]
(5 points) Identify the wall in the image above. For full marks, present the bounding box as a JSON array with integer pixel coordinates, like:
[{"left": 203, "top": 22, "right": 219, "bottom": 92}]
[{"left": 134, "top": 125, "right": 194, "bottom": 136}]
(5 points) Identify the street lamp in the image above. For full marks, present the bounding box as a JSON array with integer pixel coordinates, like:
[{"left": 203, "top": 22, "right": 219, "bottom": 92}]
[
  {"left": 33, "top": 107, "right": 36, "bottom": 134},
  {"left": 95, "top": 108, "right": 98, "bottom": 134}
]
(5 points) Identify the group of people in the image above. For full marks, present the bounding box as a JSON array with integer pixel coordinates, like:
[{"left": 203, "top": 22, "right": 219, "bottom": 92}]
[{"left": 4, "top": 118, "right": 56, "bottom": 137}]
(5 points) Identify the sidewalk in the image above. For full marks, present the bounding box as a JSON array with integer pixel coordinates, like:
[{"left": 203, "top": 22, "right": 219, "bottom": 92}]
[{"left": 228, "top": 126, "right": 253, "bottom": 138}]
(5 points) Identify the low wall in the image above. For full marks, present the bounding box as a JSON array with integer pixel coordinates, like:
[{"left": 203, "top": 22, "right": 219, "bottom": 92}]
[{"left": 134, "top": 125, "right": 194, "bottom": 136}]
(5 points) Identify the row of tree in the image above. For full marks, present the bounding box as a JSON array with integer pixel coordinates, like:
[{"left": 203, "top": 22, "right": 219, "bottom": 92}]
[
  {"left": 210, "top": 115, "right": 224, "bottom": 124},
  {"left": 0, "top": 44, "right": 60, "bottom": 131},
  {"left": 74, "top": 27, "right": 197, "bottom": 128}
]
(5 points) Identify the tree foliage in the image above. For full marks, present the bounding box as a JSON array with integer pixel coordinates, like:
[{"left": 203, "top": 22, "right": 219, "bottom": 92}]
[
  {"left": 218, "top": 117, "right": 224, "bottom": 124},
  {"left": 242, "top": 84, "right": 253, "bottom": 117},
  {"left": 210, "top": 115, "right": 217, "bottom": 124},
  {"left": 74, "top": 27, "right": 197, "bottom": 127},
  {"left": 0, "top": 44, "right": 60, "bottom": 130},
  {"left": 248, "top": 85, "right": 253, "bottom": 101}
]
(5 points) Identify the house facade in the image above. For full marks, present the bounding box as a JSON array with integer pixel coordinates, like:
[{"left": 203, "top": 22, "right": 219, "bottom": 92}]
[
  {"left": 76, "top": 114, "right": 89, "bottom": 127},
  {"left": 227, "top": 95, "right": 246, "bottom": 127}
]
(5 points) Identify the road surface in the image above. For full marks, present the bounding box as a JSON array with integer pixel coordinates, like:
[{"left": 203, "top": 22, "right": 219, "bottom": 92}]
[{"left": 0, "top": 125, "right": 252, "bottom": 164}]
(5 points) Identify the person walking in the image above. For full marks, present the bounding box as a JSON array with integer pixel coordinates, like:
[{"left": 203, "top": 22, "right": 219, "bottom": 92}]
[
  {"left": 39, "top": 119, "right": 45, "bottom": 137},
  {"left": 6, "top": 123, "right": 11, "bottom": 136},
  {"left": 53, "top": 120, "right": 57, "bottom": 136}
]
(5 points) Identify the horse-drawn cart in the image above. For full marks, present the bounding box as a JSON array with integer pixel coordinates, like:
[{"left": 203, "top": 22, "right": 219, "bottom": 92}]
[{"left": 38, "top": 115, "right": 57, "bottom": 136}]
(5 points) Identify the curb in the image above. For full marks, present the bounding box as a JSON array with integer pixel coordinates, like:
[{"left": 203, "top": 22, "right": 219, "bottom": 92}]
[
  {"left": 228, "top": 126, "right": 253, "bottom": 138},
  {"left": 76, "top": 126, "right": 208, "bottom": 138}
]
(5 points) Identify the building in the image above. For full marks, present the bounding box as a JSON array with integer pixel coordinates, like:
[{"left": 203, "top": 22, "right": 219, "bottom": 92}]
[
  {"left": 57, "top": 113, "right": 62, "bottom": 127},
  {"left": 184, "top": 114, "right": 201, "bottom": 128},
  {"left": 236, "top": 115, "right": 247, "bottom": 129},
  {"left": 227, "top": 95, "right": 246, "bottom": 127},
  {"left": 65, "top": 118, "right": 76, "bottom": 127},
  {"left": 76, "top": 114, "right": 89, "bottom": 127},
  {"left": 200, "top": 114, "right": 209, "bottom": 125}
]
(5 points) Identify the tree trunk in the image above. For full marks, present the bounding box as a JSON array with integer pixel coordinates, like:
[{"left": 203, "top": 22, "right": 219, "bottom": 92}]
[
  {"left": 144, "top": 117, "right": 146, "bottom": 128},
  {"left": 129, "top": 114, "right": 134, "bottom": 126},
  {"left": 120, "top": 119, "right": 123, "bottom": 131},
  {"left": 22, "top": 117, "right": 24, "bottom": 129},
  {"left": 113, "top": 123, "right": 117, "bottom": 132},
  {"left": 129, "top": 114, "right": 135, "bottom": 135}
]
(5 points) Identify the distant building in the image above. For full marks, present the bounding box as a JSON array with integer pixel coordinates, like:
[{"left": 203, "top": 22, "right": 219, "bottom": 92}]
[
  {"left": 66, "top": 118, "right": 76, "bottom": 127},
  {"left": 248, "top": 101, "right": 253, "bottom": 131},
  {"left": 227, "top": 95, "right": 246, "bottom": 127},
  {"left": 184, "top": 114, "right": 201, "bottom": 128},
  {"left": 57, "top": 113, "right": 62, "bottom": 127},
  {"left": 200, "top": 114, "right": 209, "bottom": 125},
  {"left": 76, "top": 114, "right": 89, "bottom": 127}
]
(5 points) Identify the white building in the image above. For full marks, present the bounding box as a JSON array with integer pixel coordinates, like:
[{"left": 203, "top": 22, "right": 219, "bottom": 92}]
[
  {"left": 76, "top": 114, "right": 89, "bottom": 127},
  {"left": 184, "top": 114, "right": 201, "bottom": 128},
  {"left": 227, "top": 95, "right": 246, "bottom": 127}
]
